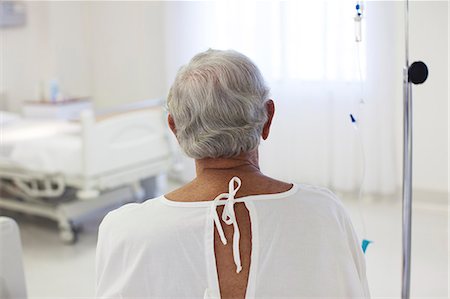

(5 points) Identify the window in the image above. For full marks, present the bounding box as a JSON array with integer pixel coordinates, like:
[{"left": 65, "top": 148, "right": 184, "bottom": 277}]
[{"left": 208, "top": 0, "right": 366, "bottom": 82}]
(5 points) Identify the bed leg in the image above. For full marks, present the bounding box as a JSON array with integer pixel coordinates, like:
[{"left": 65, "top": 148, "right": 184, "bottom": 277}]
[{"left": 58, "top": 220, "right": 78, "bottom": 244}]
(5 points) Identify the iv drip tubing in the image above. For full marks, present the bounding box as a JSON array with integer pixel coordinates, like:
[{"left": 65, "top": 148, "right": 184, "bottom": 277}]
[
  {"left": 354, "top": 124, "right": 367, "bottom": 237},
  {"left": 356, "top": 41, "right": 365, "bottom": 103}
]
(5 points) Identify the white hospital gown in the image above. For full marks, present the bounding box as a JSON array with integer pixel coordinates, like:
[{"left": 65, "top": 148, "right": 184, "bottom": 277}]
[{"left": 96, "top": 178, "right": 370, "bottom": 298}]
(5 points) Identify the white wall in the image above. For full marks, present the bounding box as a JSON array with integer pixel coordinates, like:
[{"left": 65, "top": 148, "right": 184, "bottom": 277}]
[
  {"left": 46, "top": 2, "right": 91, "bottom": 101},
  {"left": 0, "top": 2, "right": 50, "bottom": 111},
  {"left": 0, "top": 2, "right": 166, "bottom": 111},
  {"left": 86, "top": 2, "right": 166, "bottom": 108}
]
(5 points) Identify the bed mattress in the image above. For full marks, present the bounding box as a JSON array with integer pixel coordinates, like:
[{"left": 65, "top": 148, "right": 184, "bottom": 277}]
[{"left": 0, "top": 118, "right": 83, "bottom": 175}]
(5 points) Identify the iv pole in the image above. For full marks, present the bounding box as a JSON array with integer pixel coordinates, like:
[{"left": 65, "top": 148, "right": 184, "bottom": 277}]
[{"left": 402, "top": 0, "right": 428, "bottom": 298}]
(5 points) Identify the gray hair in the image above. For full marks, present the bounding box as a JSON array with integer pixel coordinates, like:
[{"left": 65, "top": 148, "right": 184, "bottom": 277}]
[{"left": 167, "top": 49, "right": 270, "bottom": 159}]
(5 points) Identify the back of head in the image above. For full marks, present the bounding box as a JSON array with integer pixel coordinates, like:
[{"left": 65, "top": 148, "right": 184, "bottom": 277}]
[{"left": 167, "top": 49, "right": 270, "bottom": 159}]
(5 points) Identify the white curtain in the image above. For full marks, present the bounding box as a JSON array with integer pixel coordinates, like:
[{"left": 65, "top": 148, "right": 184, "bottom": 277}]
[{"left": 164, "top": 1, "right": 403, "bottom": 196}]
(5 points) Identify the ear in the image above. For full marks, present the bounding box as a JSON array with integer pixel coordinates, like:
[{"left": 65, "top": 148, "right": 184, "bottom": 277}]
[
  {"left": 168, "top": 114, "right": 177, "bottom": 135},
  {"left": 262, "top": 100, "right": 275, "bottom": 140}
]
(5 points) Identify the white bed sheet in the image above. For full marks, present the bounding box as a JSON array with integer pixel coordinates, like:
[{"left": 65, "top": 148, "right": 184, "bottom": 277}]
[
  {"left": 1, "top": 119, "right": 82, "bottom": 175},
  {"left": 8, "top": 135, "right": 82, "bottom": 175}
]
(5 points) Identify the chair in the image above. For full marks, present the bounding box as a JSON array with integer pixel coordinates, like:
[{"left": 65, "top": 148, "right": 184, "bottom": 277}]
[{"left": 0, "top": 217, "right": 27, "bottom": 299}]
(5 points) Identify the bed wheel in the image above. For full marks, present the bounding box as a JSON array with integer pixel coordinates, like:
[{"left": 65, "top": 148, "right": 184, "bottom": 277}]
[{"left": 59, "top": 224, "right": 79, "bottom": 244}]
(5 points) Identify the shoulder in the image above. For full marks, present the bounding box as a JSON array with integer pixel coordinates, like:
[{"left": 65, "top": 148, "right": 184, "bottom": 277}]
[
  {"left": 98, "top": 197, "right": 162, "bottom": 235},
  {"left": 291, "top": 183, "right": 351, "bottom": 223},
  {"left": 295, "top": 183, "right": 344, "bottom": 207}
]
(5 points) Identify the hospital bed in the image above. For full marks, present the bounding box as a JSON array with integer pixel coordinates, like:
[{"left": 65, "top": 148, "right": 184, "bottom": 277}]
[{"left": 0, "top": 103, "right": 172, "bottom": 243}]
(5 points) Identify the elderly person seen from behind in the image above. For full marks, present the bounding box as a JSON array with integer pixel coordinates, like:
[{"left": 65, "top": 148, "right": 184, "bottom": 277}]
[{"left": 95, "top": 49, "right": 370, "bottom": 299}]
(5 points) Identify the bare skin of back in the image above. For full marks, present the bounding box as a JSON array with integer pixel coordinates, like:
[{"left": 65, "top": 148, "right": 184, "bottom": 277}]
[{"left": 165, "top": 154, "right": 292, "bottom": 299}]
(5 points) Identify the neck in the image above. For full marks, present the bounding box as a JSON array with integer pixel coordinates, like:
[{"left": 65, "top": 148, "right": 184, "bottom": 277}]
[{"left": 195, "top": 150, "right": 261, "bottom": 178}]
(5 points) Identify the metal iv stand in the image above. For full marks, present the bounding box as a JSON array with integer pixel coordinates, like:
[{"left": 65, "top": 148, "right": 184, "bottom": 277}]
[{"left": 402, "top": 0, "right": 428, "bottom": 298}]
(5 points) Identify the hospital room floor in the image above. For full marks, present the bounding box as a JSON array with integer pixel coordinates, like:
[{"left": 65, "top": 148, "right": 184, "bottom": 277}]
[{"left": 14, "top": 180, "right": 449, "bottom": 299}]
